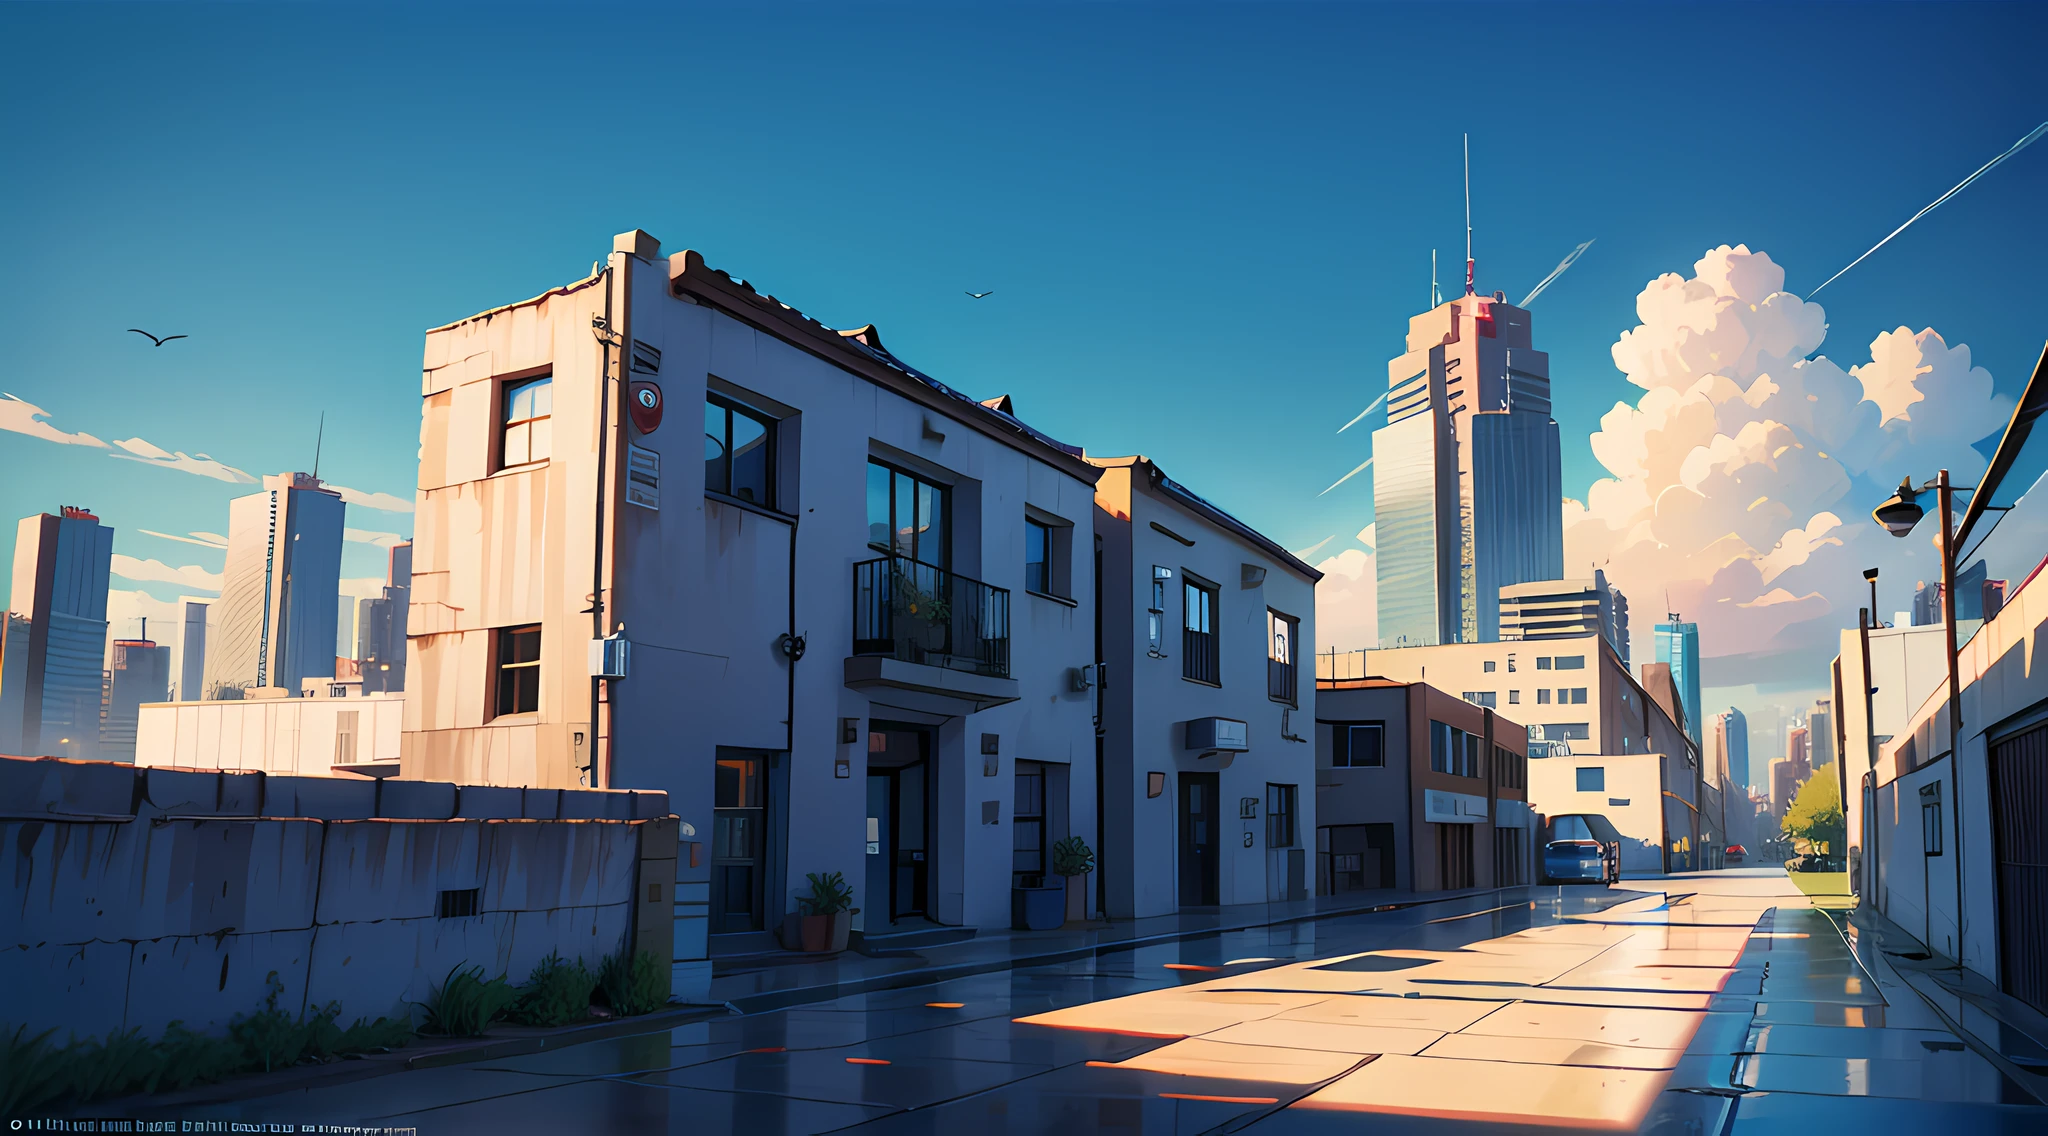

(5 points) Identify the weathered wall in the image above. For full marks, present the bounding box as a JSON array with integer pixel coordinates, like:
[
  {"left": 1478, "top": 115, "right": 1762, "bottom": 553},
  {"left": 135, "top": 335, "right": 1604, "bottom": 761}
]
[{"left": 0, "top": 756, "right": 671, "bottom": 1040}]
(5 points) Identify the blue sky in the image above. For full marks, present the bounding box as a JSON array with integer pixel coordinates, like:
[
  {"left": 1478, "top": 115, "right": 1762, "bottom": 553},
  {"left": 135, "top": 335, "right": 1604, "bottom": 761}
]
[{"left": 2, "top": 2, "right": 2044, "bottom": 740}]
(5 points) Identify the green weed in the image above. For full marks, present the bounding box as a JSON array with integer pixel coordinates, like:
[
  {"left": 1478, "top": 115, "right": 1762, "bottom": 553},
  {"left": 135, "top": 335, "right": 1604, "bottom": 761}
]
[
  {"left": 598, "top": 950, "right": 670, "bottom": 1017},
  {"left": 416, "top": 964, "right": 521, "bottom": 1037},
  {"left": 511, "top": 952, "right": 596, "bottom": 1028}
]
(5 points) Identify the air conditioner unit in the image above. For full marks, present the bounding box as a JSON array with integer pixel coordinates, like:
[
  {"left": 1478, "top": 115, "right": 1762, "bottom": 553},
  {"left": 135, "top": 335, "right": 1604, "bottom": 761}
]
[
  {"left": 1185, "top": 717, "right": 1250, "bottom": 752},
  {"left": 589, "top": 633, "right": 630, "bottom": 680}
]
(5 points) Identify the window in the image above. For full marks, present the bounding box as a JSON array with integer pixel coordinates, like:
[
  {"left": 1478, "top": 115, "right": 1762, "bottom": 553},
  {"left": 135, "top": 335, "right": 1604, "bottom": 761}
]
[
  {"left": 1508, "top": 690, "right": 1520, "bottom": 704},
  {"left": 1576, "top": 766, "right": 1606, "bottom": 793},
  {"left": 1537, "top": 657, "right": 1552, "bottom": 670},
  {"left": 1148, "top": 566, "right": 1171, "bottom": 654},
  {"left": 867, "top": 460, "right": 948, "bottom": 567},
  {"left": 1438, "top": 823, "right": 1475, "bottom": 889},
  {"left": 713, "top": 752, "right": 765, "bottom": 932},
  {"left": 1014, "top": 760, "right": 1047, "bottom": 885},
  {"left": 1496, "top": 746, "right": 1526, "bottom": 790},
  {"left": 500, "top": 375, "right": 553, "bottom": 468},
  {"left": 1554, "top": 655, "right": 1586, "bottom": 670},
  {"left": 1267, "top": 610, "right": 1299, "bottom": 704},
  {"left": 1266, "top": 783, "right": 1298, "bottom": 848},
  {"left": 494, "top": 625, "right": 541, "bottom": 717},
  {"left": 1024, "top": 519, "right": 1051, "bottom": 595},
  {"left": 1329, "top": 722, "right": 1385, "bottom": 767},
  {"left": 1483, "top": 660, "right": 1496, "bottom": 673},
  {"left": 437, "top": 888, "right": 480, "bottom": 919},
  {"left": 334, "top": 709, "right": 359, "bottom": 765},
  {"left": 704, "top": 395, "right": 776, "bottom": 506},
  {"left": 1462, "top": 691, "right": 1496, "bottom": 708},
  {"left": 1570, "top": 687, "right": 1588, "bottom": 705},
  {"left": 1429, "top": 721, "right": 1482, "bottom": 778},
  {"left": 1537, "top": 688, "right": 1551, "bottom": 704},
  {"left": 1507, "top": 653, "right": 1517, "bottom": 673},
  {"left": 1183, "top": 578, "right": 1219, "bottom": 684}
]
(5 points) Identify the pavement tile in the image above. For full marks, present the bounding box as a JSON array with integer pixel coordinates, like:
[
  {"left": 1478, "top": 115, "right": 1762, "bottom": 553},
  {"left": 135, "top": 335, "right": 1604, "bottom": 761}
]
[
  {"left": 1272, "top": 994, "right": 1511, "bottom": 1031},
  {"left": 1728, "top": 1090, "right": 2048, "bottom": 1132},
  {"left": 1461, "top": 1002, "right": 1707, "bottom": 1049},
  {"left": 1418, "top": 1032, "right": 1683, "bottom": 1069},
  {"left": 1291, "top": 1053, "right": 1671, "bottom": 1129},
  {"left": 1737, "top": 1050, "right": 2025, "bottom": 1102},
  {"left": 1093, "top": 1037, "right": 1365, "bottom": 1083},
  {"left": 1750, "top": 1022, "right": 1979, "bottom": 1060},
  {"left": 640, "top": 1044, "right": 1051, "bottom": 1110},
  {"left": 1201, "top": 1018, "right": 1443, "bottom": 1055}
]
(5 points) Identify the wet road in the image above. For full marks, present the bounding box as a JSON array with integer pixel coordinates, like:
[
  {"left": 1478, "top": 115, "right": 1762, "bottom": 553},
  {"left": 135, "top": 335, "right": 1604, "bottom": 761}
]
[{"left": 168, "top": 871, "right": 2047, "bottom": 1134}]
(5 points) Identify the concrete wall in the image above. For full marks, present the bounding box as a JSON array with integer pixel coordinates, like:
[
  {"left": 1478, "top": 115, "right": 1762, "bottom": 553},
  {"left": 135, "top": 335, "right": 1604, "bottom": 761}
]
[
  {"left": 1095, "top": 460, "right": 1319, "bottom": 919},
  {"left": 135, "top": 695, "right": 405, "bottom": 776},
  {"left": 1527, "top": 752, "right": 1666, "bottom": 873},
  {"left": 0, "top": 755, "right": 673, "bottom": 1040}
]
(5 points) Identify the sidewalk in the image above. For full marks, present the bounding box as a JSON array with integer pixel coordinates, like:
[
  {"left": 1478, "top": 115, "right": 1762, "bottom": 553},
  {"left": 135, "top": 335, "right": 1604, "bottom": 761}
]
[{"left": 703, "top": 886, "right": 1524, "bottom": 1013}]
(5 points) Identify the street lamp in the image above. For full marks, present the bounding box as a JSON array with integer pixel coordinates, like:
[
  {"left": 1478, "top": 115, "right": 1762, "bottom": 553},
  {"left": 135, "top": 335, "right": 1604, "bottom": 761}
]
[{"left": 1872, "top": 469, "right": 1967, "bottom": 960}]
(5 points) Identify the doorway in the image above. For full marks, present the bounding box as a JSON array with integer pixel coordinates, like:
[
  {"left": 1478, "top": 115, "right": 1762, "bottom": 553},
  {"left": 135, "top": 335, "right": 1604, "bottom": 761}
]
[
  {"left": 866, "top": 722, "right": 932, "bottom": 924},
  {"left": 1989, "top": 720, "right": 2048, "bottom": 1015},
  {"left": 712, "top": 750, "right": 766, "bottom": 933},
  {"left": 1179, "top": 771, "right": 1219, "bottom": 906}
]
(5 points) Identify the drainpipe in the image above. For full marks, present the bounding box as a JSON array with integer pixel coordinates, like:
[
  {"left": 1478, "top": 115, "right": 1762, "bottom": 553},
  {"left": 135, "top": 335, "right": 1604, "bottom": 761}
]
[
  {"left": 588, "top": 261, "right": 617, "bottom": 788},
  {"left": 1859, "top": 606, "right": 1877, "bottom": 899}
]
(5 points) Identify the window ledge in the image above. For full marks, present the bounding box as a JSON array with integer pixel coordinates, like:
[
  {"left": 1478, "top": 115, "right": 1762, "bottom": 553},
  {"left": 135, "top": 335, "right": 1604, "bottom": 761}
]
[
  {"left": 487, "top": 712, "right": 540, "bottom": 725},
  {"left": 1268, "top": 696, "right": 1298, "bottom": 707},
  {"left": 1181, "top": 677, "right": 1222, "bottom": 689},
  {"left": 1027, "top": 589, "right": 1077, "bottom": 608},
  {"left": 704, "top": 490, "right": 794, "bottom": 523},
  {"left": 493, "top": 460, "right": 550, "bottom": 478}
]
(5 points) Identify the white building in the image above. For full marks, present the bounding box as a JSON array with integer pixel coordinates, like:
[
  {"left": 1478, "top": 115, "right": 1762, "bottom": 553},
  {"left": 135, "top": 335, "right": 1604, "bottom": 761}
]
[
  {"left": 1092, "top": 457, "right": 1319, "bottom": 916},
  {"left": 403, "top": 231, "right": 1102, "bottom": 983},
  {"left": 203, "top": 473, "right": 345, "bottom": 700},
  {"left": 136, "top": 690, "right": 403, "bottom": 776}
]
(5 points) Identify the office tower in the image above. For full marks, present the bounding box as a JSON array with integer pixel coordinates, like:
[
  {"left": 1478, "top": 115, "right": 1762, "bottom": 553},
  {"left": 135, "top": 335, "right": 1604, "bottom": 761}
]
[
  {"left": 1497, "top": 568, "right": 1630, "bottom": 668},
  {"left": 178, "top": 600, "right": 208, "bottom": 700},
  {"left": 99, "top": 634, "right": 170, "bottom": 761},
  {"left": 1912, "top": 580, "right": 1940, "bottom": 626},
  {"left": 4, "top": 507, "right": 115, "bottom": 757},
  {"left": 1374, "top": 288, "right": 1563, "bottom": 646},
  {"left": 1721, "top": 706, "right": 1750, "bottom": 791},
  {"left": 357, "top": 540, "right": 411, "bottom": 694},
  {"left": 336, "top": 601, "right": 356, "bottom": 662},
  {"left": 1654, "top": 616, "right": 1701, "bottom": 745},
  {"left": 1810, "top": 698, "right": 1835, "bottom": 769},
  {"left": 202, "top": 472, "right": 345, "bottom": 699}
]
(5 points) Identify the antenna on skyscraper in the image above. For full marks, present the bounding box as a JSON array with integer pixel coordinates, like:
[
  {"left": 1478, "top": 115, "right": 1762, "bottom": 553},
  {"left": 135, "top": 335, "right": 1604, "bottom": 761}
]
[
  {"left": 1431, "top": 249, "right": 1441, "bottom": 308},
  {"left": 1463, "top": 133, "right": 1475, "bottom": 296},
  {"left": 312, "top": 412, "right": 326, "bottom": 480}
]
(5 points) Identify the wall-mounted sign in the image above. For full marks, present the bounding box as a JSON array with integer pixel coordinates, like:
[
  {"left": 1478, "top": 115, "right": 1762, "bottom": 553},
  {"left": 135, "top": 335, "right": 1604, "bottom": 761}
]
[{"left": 628, "top": 381, "right": 664, "bottom": 434}]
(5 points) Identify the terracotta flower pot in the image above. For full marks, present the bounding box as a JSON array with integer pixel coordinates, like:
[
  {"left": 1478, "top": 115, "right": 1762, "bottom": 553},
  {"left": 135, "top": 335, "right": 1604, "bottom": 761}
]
[{"left": 799, "top": 911, "right": 852, "bottom": 953}]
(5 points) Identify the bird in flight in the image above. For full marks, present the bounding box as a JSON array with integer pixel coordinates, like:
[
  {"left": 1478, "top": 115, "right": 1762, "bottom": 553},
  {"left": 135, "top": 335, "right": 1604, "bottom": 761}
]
[
  {"left": 128, "top": 329, "right": 188, "bottom": 346},
  {"left": 965, "top": 291, "right": 994, "bottom": 300}
]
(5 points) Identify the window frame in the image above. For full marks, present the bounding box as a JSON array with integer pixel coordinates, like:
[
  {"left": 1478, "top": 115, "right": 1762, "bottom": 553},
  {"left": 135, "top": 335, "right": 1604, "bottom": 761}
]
[
  {"left": 498, "top": 373, "right": 554, "bottom": 471},
  {"left": 1328, "top": 720, "right": 1386, "bottom": 768},
  {"left": 1013, "top": 760, "right": 1048, "bottom": 885},
  {"left": 1024, "top": 517, "right": 1052, "bottom": 596},
  {"left": 704, "top": 392, "right": 778, "bottom": 510},
  {"left": 1267, "top": 608, "right": 1299, "bottom": 705},
  {"left": 867, "top": 458, "right": 951, "bottom": 569},
  {"left": 493, "top": 624, "right": 542, "bottom": 719},
  {"left": 1266, "top": 783, "right": 1298, "bottom": 848},
  {"left": 1182, "top": 575, "right": 1220, "bottom": 686},
  {"left": 1576, "top": 766, "right": 1606, "bottom": 793}
]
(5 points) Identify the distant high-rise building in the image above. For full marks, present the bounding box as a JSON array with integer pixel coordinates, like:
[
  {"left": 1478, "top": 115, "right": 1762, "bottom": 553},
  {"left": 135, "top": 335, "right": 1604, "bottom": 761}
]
[
  {"left": 1912, "top": 579, "right": 1940, "bottom": 626},
  {"left": 336, "top": 599, "right": 357, "bottom": 662},
  {"left": 1772, "top": 733, "right": 1812, "bottom": 823},
  {"left": 357, "top": 541, "right": 411, "bottom": 694},
  {"left": 2, "top": 507, "right": 115, "bottom": 757},
  {"left": 1374, "top": 287, "right": 1563, "bottom": 646},
  {"left": 99, "top": 635, "right": 169, "bottom": 761},
  {"left": 177, "top": 600, "right": 209, "bottom": 700},
  {"left": 1810, "top": 698, "right": 1835, "bottom": 768},
  {"left": 202, "top": 473, "right": 345, "bottom": 699},
  {"left": 1720, "top": 706, "right": 1751, "bottom": 790},
  {"left": 1497, "top": 568, "right": 1629, "bottom": 668},
  {"left": 1654, "top": 617, "right": 1702, "bottom": 746}
]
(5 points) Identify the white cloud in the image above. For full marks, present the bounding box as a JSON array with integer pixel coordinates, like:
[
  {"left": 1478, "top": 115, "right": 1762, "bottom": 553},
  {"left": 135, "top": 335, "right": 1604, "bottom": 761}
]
[
  {"left": 340, "top": 576, "right": 389, "bottom": 602},
  {"left": 140, "top": 529, "right": 229, "bottom": 550},
  {"left": 111, "top": 555, "right": 223, "bottom": 592},
  {"left": 109, "top": 437, "right": 255, "bottom": 484},
  {"left": 1565, "top": 244, "right": 2015, "bottom": 673},
  {"left": 1292, "top": 534, "right": 1336, "bottom": 560},
  {"left": 1314, "top": 547, "right": 1377, "bottom": 653},
  {"left": 0, "top": 393, "right": 107, "bottom": 448},
  {"left": 346, "top": 527, "right": 407, "bottom": 549},
  {"left": 331, "top": 484, "right": 413, "bottom": 513}
]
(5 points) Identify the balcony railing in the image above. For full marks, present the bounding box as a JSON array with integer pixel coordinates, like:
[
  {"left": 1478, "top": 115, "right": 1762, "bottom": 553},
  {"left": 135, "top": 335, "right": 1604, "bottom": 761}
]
[
  {"left": 853, "top": 556, "right": 1011, "bottom": 678},
  {"left": 1268, "top": 656, "right": 1297, "bottom": 704}
]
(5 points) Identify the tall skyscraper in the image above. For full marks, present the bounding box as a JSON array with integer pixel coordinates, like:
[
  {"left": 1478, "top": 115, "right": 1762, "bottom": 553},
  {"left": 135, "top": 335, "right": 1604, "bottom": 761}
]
[
  {"left": 99, "top": 634, "right": 169, "bottom": 761},
  {"left": 1720, "top": 706, "right": 1751, "bottom": 791},
  {"left": 357, "top": 541, "right": 411, "bottom": 694},
  {"left": 1810, "top": 697, "right": 1835, "bottom": 768},
  {"left": 1654, "top": 616, "right": 1701, "bottom": 745},
  {"left": 1374, "top": 288, "right": 1563, "bottom": 646},
  {"left": 177, "top": 600, "right": 209, "bottom": 700},
  {"left": 202, "top": 472, "right": 345, "bottom": 699},
  {"left": 2, "top": 506, "right": 115, "bottom": 757},
  {"left": 1497, "top": 568, "right": 1630, "bottom": 668}
]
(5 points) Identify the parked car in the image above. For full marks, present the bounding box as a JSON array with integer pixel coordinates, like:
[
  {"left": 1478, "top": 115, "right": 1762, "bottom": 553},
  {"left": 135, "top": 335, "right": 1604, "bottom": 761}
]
[
  {"left": 1726, "top": 844, "right": 1747, "bottom": 864},
  {"left": 1541, "top": 814, "right": 1623, "bottom": 885}
]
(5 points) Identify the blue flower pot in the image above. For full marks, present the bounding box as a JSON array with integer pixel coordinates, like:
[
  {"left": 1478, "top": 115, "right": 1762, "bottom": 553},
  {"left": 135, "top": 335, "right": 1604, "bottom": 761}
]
[{"left": 1011, "top": 884, "right": 1065, "bottom": 931}]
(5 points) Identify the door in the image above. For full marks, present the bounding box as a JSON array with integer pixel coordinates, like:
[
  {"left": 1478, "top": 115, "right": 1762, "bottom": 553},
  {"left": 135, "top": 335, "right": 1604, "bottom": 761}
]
[
  {"left": 1990, "top": 722, "right": 2048, "bottom": 1015},
  {"left": 867, "top": 722, "right": 932, "bottom": 923},
  {"left": 1179, "top": 772, "right": 1219, "bottom": 906},
  {"left": 712, "top": 751, "right": 765, "bottom": 933},
  {"left": 1437, "top": 823, "right": 1475, "bottom": 890}
]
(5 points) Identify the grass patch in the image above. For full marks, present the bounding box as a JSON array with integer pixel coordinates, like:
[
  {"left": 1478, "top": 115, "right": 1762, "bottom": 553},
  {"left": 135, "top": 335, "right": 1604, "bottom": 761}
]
[
  {"left": 598, "top": 950, "right": 671, "bottom": 1017},
  {"left": 416, "top": 965, "right": 522, "bottom": 1037},
  {"left": 510, "top": 953, "right": 597, "bottom": 1028}
]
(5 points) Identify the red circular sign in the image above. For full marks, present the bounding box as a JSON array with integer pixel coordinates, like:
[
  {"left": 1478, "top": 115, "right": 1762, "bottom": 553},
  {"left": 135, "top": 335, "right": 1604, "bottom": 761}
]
[{"left": 628, "top": 381, "right": 663, "bottom": 435}]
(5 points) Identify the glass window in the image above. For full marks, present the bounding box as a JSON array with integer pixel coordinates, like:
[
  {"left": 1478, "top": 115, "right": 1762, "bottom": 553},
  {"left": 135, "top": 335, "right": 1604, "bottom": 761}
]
[
  {"left": 1462, "top": 691, "right": 1496, "bottom": 709},
  {"left": 705, "top": 395, "right": 775, "bottom": 506},
  {"left": 1266, "top": 783, "right": 1298, "bottom": 848},
  {"left": 1554, "top": 655, "right": 1586, "bottom": 670},
  {"left": 1183, "top": 580, "right": 1219, "bottom": 684},
  {"left": 1025, "top": 519, "right": 1051, "bottom": 594},
  {"left": 1268, "top": 610, "right": 1299, "bottom": 704},
  {"left": 1483, "top": 660, "right": 1496, "bottom": 673},
  {"left": 1576, "top": 766, "right": 1605, "bottom": 792},
  {"left": 1330, "top": 722, "right": 1385, "bottom": 767},
  {"left": 1014, "top": 761, "right": 1046, "bottom": 884},
  {"left": 494, "top": 626, "right": 541, "bottom": 716},
  {"left": 1508, "top": 690, "right": 1520, "bottom": 704},
  {"left": 1571, "top": 687, "right": 1588, "bottom": 705},
  {"left": 501, "top": 376, "right": 553, "bottom": 468},
  {"left": 867, "top": 460, "right": 949, "bottom": 567},
  {"left": 1537, "top": 657, "right": 1552, "bottom": 670},
  {"left": 1538, "top": 688, "right": 1551, "bottom": 704}
]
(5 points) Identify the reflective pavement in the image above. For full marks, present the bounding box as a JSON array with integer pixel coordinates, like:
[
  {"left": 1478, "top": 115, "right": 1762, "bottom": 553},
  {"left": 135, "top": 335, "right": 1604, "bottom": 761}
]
[{"left": 162, "top": 871, "right": 2047, "bottom": 1134}]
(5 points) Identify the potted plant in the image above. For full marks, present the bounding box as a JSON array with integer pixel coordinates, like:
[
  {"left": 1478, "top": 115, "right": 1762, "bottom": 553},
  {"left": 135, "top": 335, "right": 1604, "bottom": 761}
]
[
  {"left": 891, "top": 566, "right": 951, "bottom": 654},
  {"left": 1053, "top": 836, "right": 1095, "bottom": 923},
  {"left": 1011, "top": 871, "right": 1065, "bottom": 931},
  {"left": 796, "top": 871, "right": 856, "bottom": 953}
]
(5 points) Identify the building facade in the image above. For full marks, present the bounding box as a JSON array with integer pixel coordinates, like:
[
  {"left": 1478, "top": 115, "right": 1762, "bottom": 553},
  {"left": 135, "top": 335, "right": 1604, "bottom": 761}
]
[
  {"left": 99, "top": 637, "right": 169, "bottom": 761},
  {"left": 1314, "top": 677, "right": 1533, "bottom": 897},
  {"left": 1093, "top": 457, "right": 1319, "bottom": 917},
  {"left": 1718, "top": 707, "right": 1751, "bottom": 792},
  {"left": 1497, "top": 570, "right": 1630, "bottom": 669},
  {"left": 177, "top": 600, "right": 208, "bottom": 702},
  {"left": 203, "top": 473, "right": 345, "bottom": 700},
  {"left": 356, "top": 541, "right": 412, "bottom": 693},
  {"left": 1372, "top": 290, "right": 1563, "bottom": 647},
  {"left": 1654, "top": 617, "right": 1702, "bottom": 745},
  {"left": 2, "top": 506, "right": 114, "bottom": 758}
]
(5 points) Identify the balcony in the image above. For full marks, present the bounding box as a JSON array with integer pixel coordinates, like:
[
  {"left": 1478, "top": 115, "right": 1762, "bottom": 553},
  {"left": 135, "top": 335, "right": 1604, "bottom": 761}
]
[{"left": 845, "top": 556, "right": 1018, "bottom": 714}]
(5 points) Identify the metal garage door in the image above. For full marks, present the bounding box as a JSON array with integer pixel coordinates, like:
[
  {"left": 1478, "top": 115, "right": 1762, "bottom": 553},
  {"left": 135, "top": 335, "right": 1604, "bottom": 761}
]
[{"left": 1990, "top": 720, "right": 2048, "bottom": 1015}]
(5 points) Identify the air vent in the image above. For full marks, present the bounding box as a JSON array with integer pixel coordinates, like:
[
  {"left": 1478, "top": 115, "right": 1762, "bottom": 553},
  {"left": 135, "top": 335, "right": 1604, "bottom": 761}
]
[{"left": 631, "top": 340, "right": 661, "bottom": 374}]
